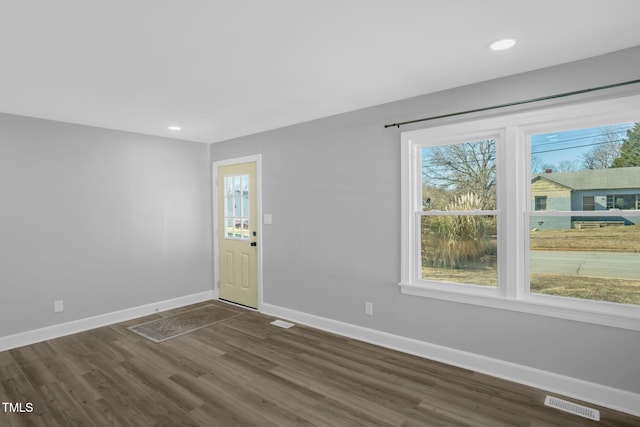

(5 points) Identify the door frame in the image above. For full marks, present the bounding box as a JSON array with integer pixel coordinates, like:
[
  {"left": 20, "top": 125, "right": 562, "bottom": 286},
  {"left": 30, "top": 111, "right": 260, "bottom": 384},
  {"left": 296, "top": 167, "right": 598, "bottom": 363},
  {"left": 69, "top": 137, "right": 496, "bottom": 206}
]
[{"left": 212, "top": 154, "right": 263, "bottom": 310}]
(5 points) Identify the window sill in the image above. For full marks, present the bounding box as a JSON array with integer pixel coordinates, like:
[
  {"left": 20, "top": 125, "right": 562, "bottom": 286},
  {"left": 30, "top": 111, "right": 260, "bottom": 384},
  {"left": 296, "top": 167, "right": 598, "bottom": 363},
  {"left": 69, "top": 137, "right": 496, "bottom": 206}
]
[{"left": 399, "top": 281, "right": 640, "bottom": 331}]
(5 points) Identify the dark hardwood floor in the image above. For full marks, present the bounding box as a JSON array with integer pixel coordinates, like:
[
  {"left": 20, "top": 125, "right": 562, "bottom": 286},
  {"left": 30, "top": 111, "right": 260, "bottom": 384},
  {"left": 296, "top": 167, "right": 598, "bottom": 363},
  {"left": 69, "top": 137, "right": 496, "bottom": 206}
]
[{"left": 1, "top": 301, "right": 638, "bottom": 426}]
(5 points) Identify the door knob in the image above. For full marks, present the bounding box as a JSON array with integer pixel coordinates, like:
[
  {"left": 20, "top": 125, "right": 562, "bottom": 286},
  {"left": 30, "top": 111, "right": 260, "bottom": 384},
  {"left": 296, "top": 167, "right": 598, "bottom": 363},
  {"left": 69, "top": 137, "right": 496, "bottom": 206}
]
[{"left": 250, "top": 242, "right": 257, "bottom": 247}]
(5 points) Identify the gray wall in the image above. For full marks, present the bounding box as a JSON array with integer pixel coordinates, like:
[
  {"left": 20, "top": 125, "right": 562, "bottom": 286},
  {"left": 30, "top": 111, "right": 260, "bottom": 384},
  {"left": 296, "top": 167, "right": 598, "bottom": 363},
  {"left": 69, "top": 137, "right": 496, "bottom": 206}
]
[
  {"left": 0, "top": 115, "right": 212, "bottom": 336},
  {"left": 211, "top": 46, "right": 640, "bottom": 394}
]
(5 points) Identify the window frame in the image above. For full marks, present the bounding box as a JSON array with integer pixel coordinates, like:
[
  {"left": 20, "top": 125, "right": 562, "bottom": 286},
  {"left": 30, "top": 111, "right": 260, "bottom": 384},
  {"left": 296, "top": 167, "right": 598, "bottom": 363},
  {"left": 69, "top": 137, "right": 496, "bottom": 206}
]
[
  {"left": 400, "top": 94, "right": 640, "bottom": 331},
  {"left": 582, "top": 195, "right": 596, "bottom": 211},
  {"left": 535, "top": 196, "right": 547, "bottom": 211},
  {"left": 608, "top": 194, "right": 640, "bottom": 210}
]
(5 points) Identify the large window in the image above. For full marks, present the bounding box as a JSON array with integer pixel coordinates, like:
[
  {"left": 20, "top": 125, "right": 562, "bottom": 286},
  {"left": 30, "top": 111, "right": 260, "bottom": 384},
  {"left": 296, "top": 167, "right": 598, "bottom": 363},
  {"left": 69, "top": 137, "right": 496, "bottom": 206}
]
[
  {"left": 607, "top": 194, "right": 640, "bottom": 210},
  {"left": 401, "top": 94, "right": 640, "bottom": 330}
]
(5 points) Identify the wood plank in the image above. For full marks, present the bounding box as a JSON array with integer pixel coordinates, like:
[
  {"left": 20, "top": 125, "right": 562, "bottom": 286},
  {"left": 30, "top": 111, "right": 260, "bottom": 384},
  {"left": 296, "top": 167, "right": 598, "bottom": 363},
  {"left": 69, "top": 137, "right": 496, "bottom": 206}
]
[{"left": 1, "top": 301, "right": 639, "bottom": 427}]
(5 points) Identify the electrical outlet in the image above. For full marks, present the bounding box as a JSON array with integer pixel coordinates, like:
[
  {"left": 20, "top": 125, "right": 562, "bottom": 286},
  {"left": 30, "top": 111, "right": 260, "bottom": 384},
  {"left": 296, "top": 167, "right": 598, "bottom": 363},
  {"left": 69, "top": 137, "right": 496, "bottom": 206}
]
[
  {"left": 54, "top": 300, "right": 64, "bottom": 313},
  {"left": 365, "top": 302, "right": 373, "bottom": 316}
]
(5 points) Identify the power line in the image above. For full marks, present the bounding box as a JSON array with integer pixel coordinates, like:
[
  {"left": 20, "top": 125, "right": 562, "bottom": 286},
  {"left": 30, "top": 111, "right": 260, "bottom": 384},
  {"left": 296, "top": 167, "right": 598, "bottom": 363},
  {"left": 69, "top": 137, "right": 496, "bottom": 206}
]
[
  {"left": 531, "top": 138, "right": 625, "bottom": 155},
  {"left": 419, "top": 128, "right": 633, "bottom": 167},
  {"left": 531, "top": 124, "right": 633, "bottom": 149}
]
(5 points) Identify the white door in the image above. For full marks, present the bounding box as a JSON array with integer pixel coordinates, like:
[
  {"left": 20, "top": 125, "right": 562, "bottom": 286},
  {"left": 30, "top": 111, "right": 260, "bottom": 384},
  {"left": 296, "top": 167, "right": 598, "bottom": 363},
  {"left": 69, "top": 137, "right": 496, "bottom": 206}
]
[{"left": 216, "top": 161, "right": 258, "bottom": 308}]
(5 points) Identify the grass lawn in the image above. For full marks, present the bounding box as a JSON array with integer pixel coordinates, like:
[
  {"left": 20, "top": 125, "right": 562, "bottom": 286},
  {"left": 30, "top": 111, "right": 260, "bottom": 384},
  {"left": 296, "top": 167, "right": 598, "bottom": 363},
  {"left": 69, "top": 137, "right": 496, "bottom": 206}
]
[
  {"left": 531, "top": 273, "right": 640, "bottom": 305},
  {"left": 422, "top": 268, "right": 640, "bottom": 305},
  {"left": 422, "top": 267, "right": 497, "bottom": 287},
  {"left": 530, "top": 225, "right": 640, "bottom": 252},
  {"left": 422, "top": 225, "right": 640, "bottom": 304}
]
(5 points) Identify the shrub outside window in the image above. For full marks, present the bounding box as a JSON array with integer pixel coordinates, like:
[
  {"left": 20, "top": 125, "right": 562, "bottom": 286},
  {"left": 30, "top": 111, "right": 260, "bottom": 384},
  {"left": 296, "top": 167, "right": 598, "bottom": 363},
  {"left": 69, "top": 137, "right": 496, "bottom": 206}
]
[{"left": 420, "top": 139, "right": 498, "bottom": 288}]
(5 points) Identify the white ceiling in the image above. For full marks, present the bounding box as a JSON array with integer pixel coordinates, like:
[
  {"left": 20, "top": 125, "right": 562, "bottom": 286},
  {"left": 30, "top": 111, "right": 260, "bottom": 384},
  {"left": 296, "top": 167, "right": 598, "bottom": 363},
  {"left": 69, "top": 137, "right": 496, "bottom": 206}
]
[{"left": 1, "top": 1, "right": 640, "bottom": 144}]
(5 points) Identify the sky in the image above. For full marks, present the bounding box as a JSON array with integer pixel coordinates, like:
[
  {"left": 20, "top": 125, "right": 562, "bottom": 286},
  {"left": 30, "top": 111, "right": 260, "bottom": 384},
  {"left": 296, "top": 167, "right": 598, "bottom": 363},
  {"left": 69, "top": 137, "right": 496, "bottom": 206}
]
[
  {"left": 420, "top": 121, "right": 635, "bottom": 191},
  {"left": 530, "top": 122, "right": 633, "bottom": 171}
]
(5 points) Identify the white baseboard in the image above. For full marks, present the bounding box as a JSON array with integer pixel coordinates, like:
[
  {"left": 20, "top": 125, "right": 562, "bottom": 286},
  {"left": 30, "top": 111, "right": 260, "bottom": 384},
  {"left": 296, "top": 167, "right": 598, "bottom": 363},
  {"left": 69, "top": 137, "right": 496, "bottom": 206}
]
[
  {"left": 0, "top": 291, "right": 215, "bottom": 352},
  {"left": 261, "top": 302, "right": 640, "bottom": 418}
]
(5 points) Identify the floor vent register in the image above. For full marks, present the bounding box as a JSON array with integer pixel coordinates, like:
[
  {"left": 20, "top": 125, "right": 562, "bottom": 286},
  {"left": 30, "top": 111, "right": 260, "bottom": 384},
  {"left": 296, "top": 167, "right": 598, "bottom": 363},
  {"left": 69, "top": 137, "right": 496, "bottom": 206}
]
[{"left": 544, "top": 395, "right": 600, "bottom": 421}]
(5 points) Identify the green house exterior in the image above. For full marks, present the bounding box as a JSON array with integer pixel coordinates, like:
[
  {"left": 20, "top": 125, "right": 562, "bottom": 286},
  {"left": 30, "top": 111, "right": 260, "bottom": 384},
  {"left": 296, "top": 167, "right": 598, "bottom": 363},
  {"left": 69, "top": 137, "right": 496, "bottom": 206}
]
[{"left": 530, "top": 167, "right": 640, "bottom": 230}]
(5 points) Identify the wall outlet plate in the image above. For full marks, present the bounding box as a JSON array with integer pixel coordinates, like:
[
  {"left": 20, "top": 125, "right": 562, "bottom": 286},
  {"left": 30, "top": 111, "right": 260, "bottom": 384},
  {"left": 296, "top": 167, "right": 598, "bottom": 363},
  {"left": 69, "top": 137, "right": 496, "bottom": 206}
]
[
  {"left": 365, "top": 302, "right": 373, "bottom": 315},
  {"left": 54, "top": 300, "right": 64, "bottom": 313}
]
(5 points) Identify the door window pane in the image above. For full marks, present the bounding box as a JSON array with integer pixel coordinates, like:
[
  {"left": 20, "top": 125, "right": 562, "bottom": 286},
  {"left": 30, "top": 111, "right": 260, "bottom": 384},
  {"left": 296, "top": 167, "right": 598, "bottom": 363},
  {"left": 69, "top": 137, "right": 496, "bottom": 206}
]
[{"left": 224, "top": 174, "right": 250, "bottom": 240}]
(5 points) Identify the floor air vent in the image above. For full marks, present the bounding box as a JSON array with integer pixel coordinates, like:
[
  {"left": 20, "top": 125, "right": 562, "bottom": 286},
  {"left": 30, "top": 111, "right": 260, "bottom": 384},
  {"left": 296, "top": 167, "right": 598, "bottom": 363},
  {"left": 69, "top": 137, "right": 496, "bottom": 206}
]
[
  {"left": 270, "top": 319, "right": 295, "bottom": 329},
  {"left": 544, "top": 396, "right": 600, "bottom": 421}
]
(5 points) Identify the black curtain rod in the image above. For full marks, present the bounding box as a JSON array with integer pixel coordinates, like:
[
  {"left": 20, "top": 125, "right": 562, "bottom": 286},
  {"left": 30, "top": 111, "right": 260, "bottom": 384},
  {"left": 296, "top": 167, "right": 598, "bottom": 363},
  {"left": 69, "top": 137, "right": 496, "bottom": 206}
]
[{"left": 384, "top": 79, "right": 640, "bottom": 129}]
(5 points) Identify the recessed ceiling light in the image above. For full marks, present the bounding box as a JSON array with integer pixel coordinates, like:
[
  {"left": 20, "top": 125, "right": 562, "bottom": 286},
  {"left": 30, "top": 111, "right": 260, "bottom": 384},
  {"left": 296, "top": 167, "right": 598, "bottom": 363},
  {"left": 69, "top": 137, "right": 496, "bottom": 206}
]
[
  {"left": 168, "top": 125, "right": 181, "bottom": 131},
  {"left": 490, "top": 38, "right": 516, "bottom": 51}
]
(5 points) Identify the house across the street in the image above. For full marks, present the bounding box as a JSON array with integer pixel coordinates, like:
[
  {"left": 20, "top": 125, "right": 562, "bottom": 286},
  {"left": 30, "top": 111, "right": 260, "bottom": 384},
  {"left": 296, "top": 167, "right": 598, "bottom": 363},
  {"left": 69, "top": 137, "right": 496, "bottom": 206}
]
[{"left": 530, "top": 166, "right": 640, "bottom": 229}]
